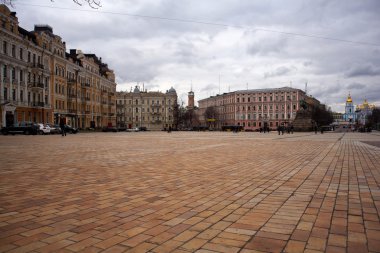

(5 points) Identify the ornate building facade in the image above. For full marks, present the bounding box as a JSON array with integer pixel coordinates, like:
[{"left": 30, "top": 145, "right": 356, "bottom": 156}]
[
  {"left": 342, "top": 93, "right": 356, "bottom": 124},
  {"left": 197, "top": 87, "right": 319, "bottom": 130},
  {"left": 116, "top": 86, "right": 177, "bottom": 131},
  {"left": 356, "top": 99, "right": 375, "bottom": 126},
  {"left": 0, "top": 4, "right": 116, "bottom": 128}
]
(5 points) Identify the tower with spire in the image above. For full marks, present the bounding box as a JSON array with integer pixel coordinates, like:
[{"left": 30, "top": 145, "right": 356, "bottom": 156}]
[
  {"left": 343, "top": 92, "right": 356, "bottom": 123},
  {"left": 187, "top": 87, "right": 194, "bottom": 110}
]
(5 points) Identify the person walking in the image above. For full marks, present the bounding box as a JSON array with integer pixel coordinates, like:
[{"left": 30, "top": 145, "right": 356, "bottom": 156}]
[{"left": 59, "top": 116, "right": 66, "bottom": 137}]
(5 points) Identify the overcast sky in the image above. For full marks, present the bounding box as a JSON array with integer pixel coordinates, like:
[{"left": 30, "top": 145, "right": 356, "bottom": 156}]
[{"left": 9, "top": 0, "right": 380, "bottom": 112}]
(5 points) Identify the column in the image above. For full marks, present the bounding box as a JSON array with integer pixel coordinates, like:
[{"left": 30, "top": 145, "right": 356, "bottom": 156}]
[
  {"left": 9, "top": 66, "right": 12, "bottom": 102},
  {"left": 16, "top": 68, "right": 20, "bottom": 105},
  {"left": 0, "top": 63, "right": 3, "bottom": 101}
]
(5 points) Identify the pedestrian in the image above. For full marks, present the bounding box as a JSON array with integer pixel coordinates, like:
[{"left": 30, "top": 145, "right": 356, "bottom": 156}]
[
  {"left": 277, "top": 125, "right": 281, "bottom": 135},
  {"left": 59, "top": 116, "right": 66, "bottom": 137},
  {"left": 314, "top": 125, "right": 318, "bottom": 134},
  {"left": 290, "top": 125, "right": 294, "bottom": 134},
  {"left": 281, "top": 126, "right": 284, "bottom": 135}
]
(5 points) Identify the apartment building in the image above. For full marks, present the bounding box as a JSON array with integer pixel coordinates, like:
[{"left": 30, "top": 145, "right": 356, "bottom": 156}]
[
  {"left": 197, "top": 87, "right": 319, "bottom": 130},
  {"left": 0, "top": 4, "right": 116, "bottom": 128},
  {"left": 116, "top": 86, "right": 177, "bottom": 131}
]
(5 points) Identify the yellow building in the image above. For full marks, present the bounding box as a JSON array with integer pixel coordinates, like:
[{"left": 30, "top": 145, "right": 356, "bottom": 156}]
[{"left": 116, "top": 86, "right": 177, "bottom": 131}]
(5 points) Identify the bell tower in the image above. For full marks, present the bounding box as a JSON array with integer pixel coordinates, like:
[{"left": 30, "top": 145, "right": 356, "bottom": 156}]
[{"left": 187, "top": 89, "right": 194, "bottom": 110}]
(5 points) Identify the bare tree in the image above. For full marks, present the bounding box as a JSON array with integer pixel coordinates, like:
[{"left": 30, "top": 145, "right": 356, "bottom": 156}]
[{"left": 2, "top": 0, "right": 102, "bottom": 9}]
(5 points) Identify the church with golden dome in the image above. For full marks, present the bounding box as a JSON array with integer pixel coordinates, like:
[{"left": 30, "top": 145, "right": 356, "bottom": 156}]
[
  {"left": 356, "top": 99, "right": 376, "bottom": 126},
  {"left": 343, "top": 93, "right": 356, "bottom": 123}
]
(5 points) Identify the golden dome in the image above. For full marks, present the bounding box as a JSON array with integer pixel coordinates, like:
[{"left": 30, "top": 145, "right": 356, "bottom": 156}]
[{"left": 346, "top": 94, "right": 352, "bottom": 103}]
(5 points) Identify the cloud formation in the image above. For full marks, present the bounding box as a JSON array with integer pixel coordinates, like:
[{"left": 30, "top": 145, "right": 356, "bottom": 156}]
[{"left": 11, "top": 0, "right": 380, "bottom": 112}]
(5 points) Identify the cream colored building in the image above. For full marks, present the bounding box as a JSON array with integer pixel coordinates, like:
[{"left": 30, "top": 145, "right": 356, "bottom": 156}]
[
  {"left": 197, "top": 87, "right": 319, "bottom": 130},
  {"left": 116, "top": 86, "right": 177, "bottom": 131},
  {"left": 0, "top": 4, "right": 116, "bottom": 128}
]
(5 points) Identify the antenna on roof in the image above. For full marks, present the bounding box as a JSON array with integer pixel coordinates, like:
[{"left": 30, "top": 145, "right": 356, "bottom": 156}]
[
  {"left": 305, "top": 82, "right": 307, "bottom": 95},
  {"left": 218, "top": 74, "right": 221, "bottom": 95}
]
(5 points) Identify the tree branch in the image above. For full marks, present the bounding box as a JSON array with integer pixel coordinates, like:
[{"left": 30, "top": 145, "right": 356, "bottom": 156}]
[{"left": 2, "top": 0, "right": 102, "bottom": 8}]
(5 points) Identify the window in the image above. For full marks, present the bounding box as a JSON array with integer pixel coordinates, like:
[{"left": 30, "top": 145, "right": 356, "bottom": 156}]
[
  {"left": 20, "top": 90, "right": 23, "bottom": 102},
  {"left": 19, "top": 70, "right": 23, "bottom": 82},
  {"left": 2, "top": 41, "right": 7, "bottom": 54},
  {"left": 4, "top": 87, "right": 7, "bottom": 100},
  {"left": 3, "top": 65, "right": 6, "bottom": 78},
  {"left": 11, "top": 44, "right": 15, "bottom": 57},
  {"left": 19, "top": 48, "right": 23, "bottom": 60},
  {"left": 12, "top": 89, "right": 16, "bottom": 100}
]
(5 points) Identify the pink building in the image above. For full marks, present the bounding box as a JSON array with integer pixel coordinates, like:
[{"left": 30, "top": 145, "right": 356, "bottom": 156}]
[{"left": 198, "top": 87, "right": 317, "bottom": 130}]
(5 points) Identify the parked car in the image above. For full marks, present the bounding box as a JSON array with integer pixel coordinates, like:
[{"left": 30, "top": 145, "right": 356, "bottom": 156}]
[
  {"left": 64, "top": 125, "right": 79, "bottom": 134},
  {"left": 1, "top": 122, "right": 38, "bottom": 135},
  {"left": 46, "top": 124, "right": 62, "bottom": 134},
  {"left": 102, "top": 126, "right": 118, "bottom": 132},
  {"left": 36, "top": 123, "right": 51, "bottom": 135},
  {"left": 127, "top": 127, "right": 139, "bottom": 132},
  {"left": 138, "top": 126, "right": 147, "bottom": 131}
]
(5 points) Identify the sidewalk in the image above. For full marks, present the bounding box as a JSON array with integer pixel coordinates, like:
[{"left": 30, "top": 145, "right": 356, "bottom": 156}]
[{"left": 0, "top": 132, "right": 379, "bottom": 252}]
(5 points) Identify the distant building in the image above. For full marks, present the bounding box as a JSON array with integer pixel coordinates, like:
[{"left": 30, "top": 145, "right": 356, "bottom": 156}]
[
  {"left": 356, "top": 99, "right": 375, "bottom": 126},
  {"left": 197, "top": 87, "right": 319, "bottom": 130},
  {"left": 116, "top": 86, "right": 177, "bottom": 130},
  {"left": 332, "top": 112, "right": 344, "bottom": 125},
  {"left": 342, "top": 93, "right": 356, "bottom": 124}
]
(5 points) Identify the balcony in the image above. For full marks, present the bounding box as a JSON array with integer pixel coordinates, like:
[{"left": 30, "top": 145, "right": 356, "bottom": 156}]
[
  {"left": 151, "top": 120, "right": 162, "bottom": 124},
  {"left": 30, "top": 102, "right": 45, "bottom": 107},
  {"left": 151, "top": 104, "right": 162, "bottom": 108},
  {"left": 68, "top": 109, "right": 77, "bottom": 114},
  {"left": 30, "top": 63, "right": 44, "bottom": 70},
  {"left": 2, "top": 77, "right": 10, "bottom": 84},
  {"left": 67, "top": 79, "right": 76, "bottom": 85},
  {"left": 29, "top": 82, "right": 44, "bottom": 90},
  {"left": 150, "top": 112, "right": 161, "bottom": 115}
]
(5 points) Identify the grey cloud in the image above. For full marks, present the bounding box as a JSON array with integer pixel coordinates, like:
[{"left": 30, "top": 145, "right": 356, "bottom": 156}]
[
  {"left": 346, "top": 82, "right": 366, "bottom": 90},
  {"left": 345, "top": 65, "right": 380, "bottom": 78},
  {"left": 264, "top": 66, "right": 295, "bottom": 78},
  {"left": 200, "top": 83, "right": 218, "bottom": 92}
]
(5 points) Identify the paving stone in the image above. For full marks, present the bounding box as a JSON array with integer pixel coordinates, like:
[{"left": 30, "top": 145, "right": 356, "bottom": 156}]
[{"left": 0, "top": 132, "right": 379, "bottom": 252}]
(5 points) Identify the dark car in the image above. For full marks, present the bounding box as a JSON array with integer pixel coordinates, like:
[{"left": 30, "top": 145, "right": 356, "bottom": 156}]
[
  {"left": 138, "top": 126, "right": 147, "bottom": 131},
  {"left": 102, "top": 126, "right": 118, "bottom": 132},
  {"left": 64, "top": 124, "right": 79, "bottom": 134},
  {"left": 1, "top": 122, "right": 39, "bottom": 135}
]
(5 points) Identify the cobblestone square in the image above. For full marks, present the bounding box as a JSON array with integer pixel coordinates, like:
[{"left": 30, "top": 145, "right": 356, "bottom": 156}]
[{"left": 0, "top": 131, "right": 379, "bottom": 252}]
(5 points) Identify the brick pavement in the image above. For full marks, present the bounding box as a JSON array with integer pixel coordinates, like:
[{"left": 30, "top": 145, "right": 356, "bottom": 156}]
[{"left": 0, "top": 131, "right": 379, "bottom": 253}]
